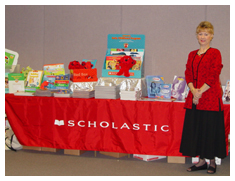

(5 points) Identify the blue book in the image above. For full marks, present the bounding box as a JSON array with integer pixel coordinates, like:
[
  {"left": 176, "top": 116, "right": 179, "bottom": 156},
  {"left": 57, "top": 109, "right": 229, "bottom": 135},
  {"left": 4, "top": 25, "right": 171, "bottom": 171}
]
[
  {"left": 158, "top": 84, "right": 172, "bottom": 99},
  {"left": 146, "top": 75, "right": 164, "bottom": 98}
]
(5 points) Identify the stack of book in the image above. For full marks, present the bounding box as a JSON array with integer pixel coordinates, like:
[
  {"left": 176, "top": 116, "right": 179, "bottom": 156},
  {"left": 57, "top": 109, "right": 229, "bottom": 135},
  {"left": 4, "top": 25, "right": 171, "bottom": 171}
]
[
  {"left": 34, "top": 89, "right": 53, "bottom": 97},
  {"left": 54, "top": 93, "right": 71, "bottom": 97},
  {"left": 95, "top": 85, "right": 120, "bottom": 99},
  {"left": 72, "top": 90, "right": 95, "bottom": 98},
  {"left": 120, "top": 90, "right": 142, "bottom": 100}
]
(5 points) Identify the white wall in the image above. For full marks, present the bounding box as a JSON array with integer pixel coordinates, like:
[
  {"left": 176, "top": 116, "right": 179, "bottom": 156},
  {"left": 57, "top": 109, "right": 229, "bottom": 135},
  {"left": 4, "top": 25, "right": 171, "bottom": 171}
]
[{"left": 5, "top": 5, "right": 230, "bottom": 85}]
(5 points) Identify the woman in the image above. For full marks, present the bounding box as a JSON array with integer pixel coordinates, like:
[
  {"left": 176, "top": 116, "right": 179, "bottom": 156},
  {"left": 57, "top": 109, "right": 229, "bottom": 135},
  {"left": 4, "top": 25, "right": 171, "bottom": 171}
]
[{"left": 180, "top": 21, "right": 227, "bottom": 174}]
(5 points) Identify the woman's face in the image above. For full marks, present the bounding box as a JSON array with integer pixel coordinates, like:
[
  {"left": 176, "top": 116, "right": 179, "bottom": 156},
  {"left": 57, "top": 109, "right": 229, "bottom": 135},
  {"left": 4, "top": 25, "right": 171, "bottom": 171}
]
[{"left": 197, "top": 30, "right": 213, "bottom": 47}]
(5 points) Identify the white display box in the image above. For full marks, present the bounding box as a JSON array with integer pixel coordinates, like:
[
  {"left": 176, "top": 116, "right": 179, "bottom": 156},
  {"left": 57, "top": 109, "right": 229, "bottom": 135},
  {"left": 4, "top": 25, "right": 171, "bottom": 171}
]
[
  {"left": 133, "top": 154, "right": 166, "bottom": 162},
  {"left": 192, "top": 157, "right": 221, "bottom": 165}
]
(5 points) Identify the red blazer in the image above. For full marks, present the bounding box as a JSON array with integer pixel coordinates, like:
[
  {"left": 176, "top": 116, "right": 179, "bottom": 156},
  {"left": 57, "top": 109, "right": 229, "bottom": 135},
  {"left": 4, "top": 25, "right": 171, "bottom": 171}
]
[{"left": 184, "top": 48, "right": 224, "bottom": 111}]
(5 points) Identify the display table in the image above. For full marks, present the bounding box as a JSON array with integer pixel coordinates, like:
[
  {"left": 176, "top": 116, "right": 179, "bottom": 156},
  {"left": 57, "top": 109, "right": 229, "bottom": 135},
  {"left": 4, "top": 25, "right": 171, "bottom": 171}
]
[{"left": 5, "top": 94, "right": 230, "bottom": 156}]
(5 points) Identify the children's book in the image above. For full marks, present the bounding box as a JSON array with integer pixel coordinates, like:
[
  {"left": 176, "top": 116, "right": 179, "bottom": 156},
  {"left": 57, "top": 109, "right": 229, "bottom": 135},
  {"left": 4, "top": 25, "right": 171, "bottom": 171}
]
[
  {"left": 54, "top": 74, "right": 70, "bottom": 93},
  {"left": 146, "top": 75, "right": 164, "bottom": 98},
  {"left": 25, "top": 70, "right": 43, "bottom": 92},
  {"left": 110, "top": 50, "right": 144, "bottom": 63},
  {"left": 43, "top": 63, "right": 65, "bottom": 75},
  {"left": 131, "top": 57, "right": 142, "bottom": 70},
  {"left": 42, "top": 75, "right": 56, "bottom": 90},
  {"left": 8, "top": 73, "right": 25, "bottom": 93},
  {"left": 223, "top": 80, "right": 230, "bottom": 102},
  {"left": 157, "top": 84, "right": 172, "bottom": 99},
  {"left": 5, "top": 49, "right": 19, "bottom": 71},
  {"left": 171, "top": 76, "right": 187, "bottom": 101},
  {"left": 105, "top": 56, "right": 123, "bottom": 70}
]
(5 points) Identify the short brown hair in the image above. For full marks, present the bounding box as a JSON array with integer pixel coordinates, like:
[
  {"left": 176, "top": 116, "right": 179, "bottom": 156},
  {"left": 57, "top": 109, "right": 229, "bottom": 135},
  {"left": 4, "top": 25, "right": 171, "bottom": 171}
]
[{"left": 196, "top": 21, "right": 214, "bottom": 35}]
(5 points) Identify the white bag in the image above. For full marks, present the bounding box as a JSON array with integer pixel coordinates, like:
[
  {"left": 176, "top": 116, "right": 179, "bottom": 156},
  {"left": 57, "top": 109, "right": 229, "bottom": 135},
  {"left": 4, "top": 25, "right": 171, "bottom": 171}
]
[{"left": 5, "top": 128, "right": 22, "bottom": 151}]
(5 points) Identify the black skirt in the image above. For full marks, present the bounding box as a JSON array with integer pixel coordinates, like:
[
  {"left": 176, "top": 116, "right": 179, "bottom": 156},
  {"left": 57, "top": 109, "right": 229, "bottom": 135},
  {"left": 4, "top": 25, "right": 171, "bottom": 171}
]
[{"left": 180, "top": 104, "right": 227, "bottom": 159}]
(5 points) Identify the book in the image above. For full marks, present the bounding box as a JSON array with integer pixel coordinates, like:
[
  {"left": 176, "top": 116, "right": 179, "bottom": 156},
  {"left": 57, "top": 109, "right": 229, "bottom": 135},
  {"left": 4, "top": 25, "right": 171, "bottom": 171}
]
[
  {"left": 5, "top": 49, "right": 19, "bottom": 71},
  {"left": 54, "top": 74, "right": 70, "bottom": 92},
  {"left": 120, "top": 90, "right": 142, "bottom": 100},
  {"left": 105, "top": 56, "right": 123, "bottom": 70},
  {"left": 146, "top": 75, "right": 164, "bottom": 98},
  {"left": 171, "top": 76, "right": 187, "bottom": 101},
  {"left": 42, "top": 75, "right": 56, "bottom": 90},
  {"left": 110, "top": 50, "right": 144, "bottom": 65},
  {"left": 157, "top": 84, "right": 172, "bottom": 99},
  {"left": 14, "top": 91, "right": 34, "bottom": 96},
  {"left": 131, "top": 58, "right": 142, "bottom": 70},
  {"left": 25, "top": 70, "right": 43, "bottom": 92},
  {"left": 8, "top": 73, "right": 25, "bottom": 93},
  {"left": 43, "top": 63, "right": 65, "bottom": 75},
  {"left": 223, "top": 80, "right": 230, "bottom": 102},
  {"left": 54, "top": 93, "right": 71, "bottom": 97}
]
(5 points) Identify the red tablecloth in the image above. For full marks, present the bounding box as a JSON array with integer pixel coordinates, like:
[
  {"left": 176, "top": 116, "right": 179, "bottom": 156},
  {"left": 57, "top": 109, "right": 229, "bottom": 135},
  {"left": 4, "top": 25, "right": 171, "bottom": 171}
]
[{"left": 5, "top": 94, "right": 230, "bottom": 156}]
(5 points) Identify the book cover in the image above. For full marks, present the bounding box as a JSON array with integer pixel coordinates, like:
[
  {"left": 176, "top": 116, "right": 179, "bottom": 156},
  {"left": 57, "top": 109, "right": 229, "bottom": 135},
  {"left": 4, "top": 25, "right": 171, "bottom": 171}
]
[
  {"left": 43, "top": 63, "right": 65, "bottom": 75},
  {"left": 8, "top": 73, "right": 25, "bottom": 93},
  {"left": 42, "top": 75, "right": 56, "bottom": 90},
  {"left": 54, "top": 74, "right": 70, "bottom": 92},
  {"left": 171, "top": 76, "right": 187, "bottom": 101},
  {"left": 157, "top": 84, "right": 172, "bottom": 99},
  {"left": 25, "top": 70, "right": 43, "bottom": 92},
  {"left": 146, "top": 75, "right": 164, "bottom": 98},
  {"left": 131, "top": 57, "right": 142, "bottom": 70},
  {"left": 5, "top": 49, "right": 19, "bottom": 70},
  {"left": 105, "top": 56, "right": 123, "bottom": 70},
  {"left": 223, "top": 80, "right": 230, "bottom": 102}
]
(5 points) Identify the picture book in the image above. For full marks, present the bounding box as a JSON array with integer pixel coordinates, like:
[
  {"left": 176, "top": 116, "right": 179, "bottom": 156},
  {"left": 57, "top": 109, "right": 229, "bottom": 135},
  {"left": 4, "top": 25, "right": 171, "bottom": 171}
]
[
  {"left": 25, "top": 70, "right": 43, "bottom": 92},
  {"left": 157, "top": 84, "right": 172, "bottom": 99},
  {"left": 42, "top": 75, "right": 56, "bottom": 90},
  {"left": 43, "top": 63, "right": 65, "bottom": 75},
  {"left": 223, "top": 80, "right": 230, "bottom": 102},
  {"left": 105, "top": 56, "right": 123, "bottom": 70},
  {"left": 131, "top": 57, "right": 142, "bottom": 70},
  {"left": 146, "top": 75, "right": 164, "bottom": 98},
  {"left": 82, "top": 59, "right": 97, "bottom": 68},
  {"left": 8, "top": 73, "right": 25, "bottom": 93},
  {"left": 5, "top": 49, "right": 19, "bottom": 72},
  {"left": 110, "top": 50, "right": 144, "bottom": 63},
  {"left": 171, "top": 76, "right": 187, "bottom": 101},
  {"left": 54, "top": 74, "right": 70, "bottom": 92}
]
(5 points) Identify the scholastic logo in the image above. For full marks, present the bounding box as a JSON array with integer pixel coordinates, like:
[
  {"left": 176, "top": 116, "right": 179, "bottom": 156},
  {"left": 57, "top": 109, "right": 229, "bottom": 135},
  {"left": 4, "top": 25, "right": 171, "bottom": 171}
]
[
  {"left": 54, "top": 119, "right": 169, "bottom": 132},
  {"left": 54, "top": 119, "right": 64, "bottom": 126}
]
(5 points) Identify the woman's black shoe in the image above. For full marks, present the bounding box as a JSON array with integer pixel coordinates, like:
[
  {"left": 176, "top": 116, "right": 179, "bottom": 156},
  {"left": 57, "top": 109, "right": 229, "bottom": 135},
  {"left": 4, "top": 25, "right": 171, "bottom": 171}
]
[
  {"left": 187, "top": 162, "right": 208, "bottom": 172},
  {"left": 207, "top": 164, "right": 216, "bottom": 174}
]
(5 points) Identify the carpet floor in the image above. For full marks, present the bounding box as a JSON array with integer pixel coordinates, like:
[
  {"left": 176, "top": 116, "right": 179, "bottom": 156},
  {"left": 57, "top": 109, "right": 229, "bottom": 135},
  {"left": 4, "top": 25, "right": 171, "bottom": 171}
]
[{"left": 5, "top": 149, "right": 230, "bottom": 176}]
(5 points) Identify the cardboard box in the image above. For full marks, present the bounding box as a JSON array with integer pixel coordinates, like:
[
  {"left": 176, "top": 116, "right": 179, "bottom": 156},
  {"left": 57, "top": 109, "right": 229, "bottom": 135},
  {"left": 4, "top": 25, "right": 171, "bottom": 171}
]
[
  {"left": 41, "top": 147, "right": 60, "bottom": 152},
  {"left": 64, "top": 149, "right": 86, "bottom": 156},
  {"left": 23, "top": 145, "right": 42, "bottom": 151},
  {"left": 102, "top": 34, "right": 145, "bottom": 79},
  {"left": 99, "top": 151, "right": 128, "bottom": 158},
  {"left": 133, "top": 154, "right": 166, "bottom": 162},
  {"left": 167, "top": 156, "right": 185, "bottom": 164}
]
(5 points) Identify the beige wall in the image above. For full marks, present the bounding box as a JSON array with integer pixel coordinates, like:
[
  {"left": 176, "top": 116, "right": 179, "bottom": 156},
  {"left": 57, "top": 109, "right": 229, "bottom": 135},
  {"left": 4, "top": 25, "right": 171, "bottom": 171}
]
[{"left": 5, "top": 5, "right": 230, "bottom": 85}]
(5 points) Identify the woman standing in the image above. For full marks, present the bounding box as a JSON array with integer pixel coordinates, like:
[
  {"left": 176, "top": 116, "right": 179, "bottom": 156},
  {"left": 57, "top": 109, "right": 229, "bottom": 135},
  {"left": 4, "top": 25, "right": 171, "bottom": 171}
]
[{"left": 180, "top": 21, "right": 227, "bottom": 174}]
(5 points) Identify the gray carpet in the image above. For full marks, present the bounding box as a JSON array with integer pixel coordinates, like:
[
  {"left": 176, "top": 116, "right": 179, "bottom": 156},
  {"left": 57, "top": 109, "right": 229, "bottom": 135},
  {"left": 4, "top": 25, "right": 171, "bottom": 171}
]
[{"left": 5, "top": 149, "right": 230, "bottom": 176}]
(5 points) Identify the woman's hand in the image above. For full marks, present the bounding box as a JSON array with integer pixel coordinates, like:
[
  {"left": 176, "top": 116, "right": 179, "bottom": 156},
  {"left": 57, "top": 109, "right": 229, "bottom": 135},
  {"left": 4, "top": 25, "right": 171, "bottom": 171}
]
[
  {"left": 193, "top": 89, "right": 202, "bottom": 99},
  {"left": 193, "top": 97, "right": 199, "bottom": 105}
]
